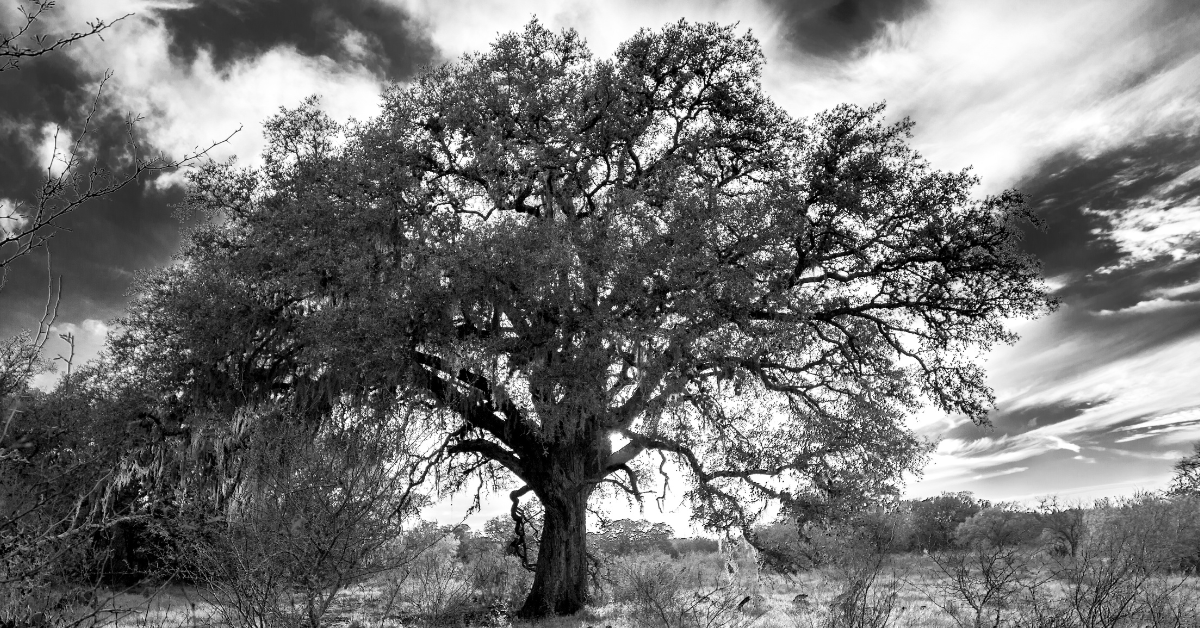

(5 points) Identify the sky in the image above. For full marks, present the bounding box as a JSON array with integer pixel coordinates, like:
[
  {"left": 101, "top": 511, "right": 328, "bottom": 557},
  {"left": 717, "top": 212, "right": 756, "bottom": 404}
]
[{"left": 2, "top": 0, "right": 1199, "bottom": 532}]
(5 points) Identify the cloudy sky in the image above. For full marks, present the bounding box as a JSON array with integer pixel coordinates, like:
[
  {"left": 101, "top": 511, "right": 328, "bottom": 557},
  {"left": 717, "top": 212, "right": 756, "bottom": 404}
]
[{"left": 2, "top": 0, "right": 1199, "bottom": 526}]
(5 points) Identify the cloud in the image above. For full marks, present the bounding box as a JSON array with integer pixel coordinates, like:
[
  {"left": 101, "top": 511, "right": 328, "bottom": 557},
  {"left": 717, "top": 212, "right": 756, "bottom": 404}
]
[
  {"left": 988, "top": 319, "right": 1200, "bottom": 437},
  {"left": 971, "top": 466, "right": 1028, "bottom": 481},
  {"left": 0, "top": 3, "right": 396, "bottom": 339},
  {"left": 1108, "top": 405, "right": 1200, "bottom": 434},
  {"left": 922, "top": 432, "right": 1080, "bottom": 483},
  {"left": 0, "top": 197, "right": 27, "bottom": 237},
  {"left": 1097, "top": 298, "right": 1196, "bottom": 316},
  {"left": 757, "top": 0, "right": 929, "bottom": 58},
  {"left": 761, "top": 0, "right": 1200, "bottom": 191},
  {"left": 29, "top": 318, "right": 114, "bottom": 391},
  {"left": 153, "top": 0, "right": 436, "bottom": 81},
  {"left": 1152, "top": 280, "right": 1200, "bottom": 299}
]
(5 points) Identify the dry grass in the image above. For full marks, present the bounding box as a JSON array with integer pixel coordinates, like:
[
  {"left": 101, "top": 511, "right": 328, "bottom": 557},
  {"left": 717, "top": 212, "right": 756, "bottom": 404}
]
[{"left": 102, "top": 556, "right": 1200, "bottom": 628}]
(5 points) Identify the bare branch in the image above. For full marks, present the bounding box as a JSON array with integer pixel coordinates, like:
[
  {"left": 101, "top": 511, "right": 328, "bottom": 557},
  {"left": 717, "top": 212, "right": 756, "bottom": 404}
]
[
  {"left": 0, "top": 72, "right": 240, "bottom": 286},
  {"left": 0, "top": 1, "right": 131, "bottom": 73}
]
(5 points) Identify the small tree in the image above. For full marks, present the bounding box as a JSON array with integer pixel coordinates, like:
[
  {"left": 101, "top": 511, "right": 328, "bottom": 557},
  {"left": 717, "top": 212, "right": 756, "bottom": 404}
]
[
  {"left": 1035, "top": 496, "right": 1086, "bottom": 558},
  {"left": 1168, "top": 442, "right": 1200, "bottom": 496},
  {"left": 117, "top": 20, "right": 1054, "bottom": 617},
  {"left": 927, "top": 507, "right": 1037, "bottom": 628},
  {"left": 184, "top": 415, "right": 424, "bottom": 628},
  {"left": 1, "top": 356, "right": 157, "bottom": 625},
  {"left": 955, "top": 506, "right": 1040, "bottom": 550},
  {"left": 909, "top": 493, "right": 989, "bottom": 552}
]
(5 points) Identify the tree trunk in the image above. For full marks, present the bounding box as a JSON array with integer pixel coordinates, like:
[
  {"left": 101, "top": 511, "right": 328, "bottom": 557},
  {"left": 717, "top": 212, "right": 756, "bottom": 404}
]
[{"left": 518, "top": 486, "right": 590, "bottom": 618}]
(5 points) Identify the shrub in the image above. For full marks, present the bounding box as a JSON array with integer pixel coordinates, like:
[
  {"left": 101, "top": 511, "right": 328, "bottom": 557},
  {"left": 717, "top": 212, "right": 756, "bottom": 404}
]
[
  {"left": 608, "top": 555, "right": 764, "bottom": 628},
  {"left": 927, "top": 545, "right": 1030, "bottom": 628},
  {"left": 183, "top": 418, "right": 420, "bottom": 628}
]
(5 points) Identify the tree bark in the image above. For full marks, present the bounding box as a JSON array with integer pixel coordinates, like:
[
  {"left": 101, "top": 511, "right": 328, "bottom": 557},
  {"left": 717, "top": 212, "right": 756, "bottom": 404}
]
[{"left": 518, "top": 486, "right": 590, "bottom": 618}]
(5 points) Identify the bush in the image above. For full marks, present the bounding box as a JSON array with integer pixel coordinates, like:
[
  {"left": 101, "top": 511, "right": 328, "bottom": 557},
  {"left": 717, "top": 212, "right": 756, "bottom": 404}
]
[
  {"left": 927, "top": 545, "right": 1031, "bottom": 628},
  {"left": 820, "top": 531, "right": 904, "bottom": 628},
  {"left": 1049, "top": 495, "right": 1181, "bottom": 628},
  {"left": 606, "top": 555, "right": 764, "bottom": 628},
  {"left": 1, "top": 355, "right": 152, "bottom": 626},
  {"left": 183, "top": 418, "right": 420, "bottom": 628}
]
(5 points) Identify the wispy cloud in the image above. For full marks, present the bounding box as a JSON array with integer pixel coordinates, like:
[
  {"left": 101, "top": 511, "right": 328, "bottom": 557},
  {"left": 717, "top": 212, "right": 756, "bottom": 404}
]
[
  {"left": 972, "top": 466, "right": 1029, "bottom": 481},
  {"left": 5, "top": 0, "right": 1198, "bottom": 508},
  {"left": 762, "top": 0, "right": 1200, "bottom": 190}
]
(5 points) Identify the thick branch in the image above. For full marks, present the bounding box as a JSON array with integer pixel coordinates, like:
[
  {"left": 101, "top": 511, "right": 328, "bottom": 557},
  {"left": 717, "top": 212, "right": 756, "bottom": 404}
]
[{"left": 447, "top": 438, "right": 528, "bottom": 482}]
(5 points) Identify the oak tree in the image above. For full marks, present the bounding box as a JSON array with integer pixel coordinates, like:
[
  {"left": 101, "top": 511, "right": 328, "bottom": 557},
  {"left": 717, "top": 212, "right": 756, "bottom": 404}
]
[{"left": 117, "top": 21, "right": 1053, "bottom": 617}]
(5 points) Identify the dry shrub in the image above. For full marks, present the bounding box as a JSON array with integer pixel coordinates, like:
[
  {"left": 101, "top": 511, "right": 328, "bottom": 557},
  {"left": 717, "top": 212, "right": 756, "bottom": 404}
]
[
  {"left": 184, "top": 418, "right": 420, "bottom": 628},
  {"left": 1052, "top": 495, "right": 1187, "bottom": 628},
  {"left": 927, "top": 545, "right": 1030, "bottom": 628},
  {"left": 605, "top": 554, "right": 765, "bottom": 628},
  {"left": 800, "top": 519, "right": 906, "bottom": 628},
  {"left": 389, "top": 533, "right": 475, "bottom": 621},
  {"left": 468, "top": 551, "right": 534, "bottom": 610},
  {"left": 372, "top": 524, "right": 530, "bottom": 627}
]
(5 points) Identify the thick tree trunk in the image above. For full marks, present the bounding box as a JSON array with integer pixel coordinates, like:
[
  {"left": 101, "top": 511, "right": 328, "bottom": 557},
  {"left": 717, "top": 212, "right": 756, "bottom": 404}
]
[{"left": 518, "top": 486, "right": 590, "bottom": 618}]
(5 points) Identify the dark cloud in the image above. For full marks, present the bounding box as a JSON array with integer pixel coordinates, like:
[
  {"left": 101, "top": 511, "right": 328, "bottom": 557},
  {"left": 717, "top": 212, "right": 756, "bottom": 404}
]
[
  {"left": 761, "top": 0, "right": 929, "bottom": 58},
  {"left": 1018, "top": 134, "right": 1200, "bottom": 306},
  {"left": 961, "top": 400, "right": 1111, "bottom": 440},
  {"left": 0, "top": 38, "right": 190, "bottom": 339},
  {"left": 0, "top": 126, "right": 194, "bottom": 339},
  {"left": 154, "top": 0, "right": 438, "bottom": 81},
  {"left": 0, "top": 0, "right": 437, "bottom": 342},
  {"left": 0, "top": 182, "right": 191, "bottom": 335}
]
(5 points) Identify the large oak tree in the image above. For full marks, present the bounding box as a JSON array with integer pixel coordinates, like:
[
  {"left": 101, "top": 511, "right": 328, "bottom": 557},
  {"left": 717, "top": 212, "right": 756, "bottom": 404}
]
[{"left": 115, "top": 21, "right": 1053, "bottom": 617}]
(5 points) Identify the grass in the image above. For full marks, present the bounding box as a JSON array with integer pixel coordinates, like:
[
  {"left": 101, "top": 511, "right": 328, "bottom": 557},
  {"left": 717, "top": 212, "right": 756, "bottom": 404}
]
[{"left": 99, "top": 553, "right": 1200, "bottom": 628}]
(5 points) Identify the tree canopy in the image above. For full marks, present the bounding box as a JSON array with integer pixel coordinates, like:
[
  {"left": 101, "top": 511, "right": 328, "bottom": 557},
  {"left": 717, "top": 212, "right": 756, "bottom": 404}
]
[
  {"left": 1170, "top": 442, "right": 1200, "bottom": 496},
  {"left": 114, "top": 20, "right": 1053, "bottom": 616}
]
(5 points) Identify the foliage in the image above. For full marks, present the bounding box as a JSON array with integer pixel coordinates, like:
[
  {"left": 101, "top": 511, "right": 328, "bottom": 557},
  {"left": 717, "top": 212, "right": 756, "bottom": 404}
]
[
  {"left": 1168, "top": 442, "right": 1200, "bottom": 497},
  {"left": 604, "top": 555, "right": 764, "bottom": 628},
  {"left": 115, "top": 18, "right": 1053, "bottom": 617},
  {"left": 1035, "top": 496, "right": 1087, "bottom": 558},
  {"left": 954, "top": 506, "right": 1041, "bottom": 550},
  {"left": 591, "top": 519, "right": 678, "bottom": 558},
  {"left": 0, "top": 355, "right": 165, "bottom": 625},
  {"left": 908, "top": 493, "right": 988, "bottom": 552},
  {"left": 758, "top": 504, "right": 910, "bottom": 574},
  {"left": 181, "top": 418, "right": 423, "bottom": 628},
  {"left": 674, "top": 537, "right": 720, "bottom": 555}
]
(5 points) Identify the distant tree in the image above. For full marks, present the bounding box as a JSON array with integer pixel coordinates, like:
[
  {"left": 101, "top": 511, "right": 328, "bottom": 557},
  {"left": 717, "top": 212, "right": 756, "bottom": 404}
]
[
  {"left": 1168, "top": 442, "right": 1200, "bottom": 496},
  {"left": 909, "top": 492, "right": 989, "bottom": 552},
  {"left": 454, "top": 524, "right": 504, "bottom": 563},
  {"left": 1035, "top": 496, "right": 1086, "bottom": 557},
  {"left": 117, "top": 20, "right": 1054, "bottom": 617},
  {"left": 672, "top": 536, "right": 719, "bottom": 555},
  {"left": 955, "top": 506, "right": 1041, "bottom": 549},
  {"left": 591, "top": 519, "right": 677, "bottom": 557}
]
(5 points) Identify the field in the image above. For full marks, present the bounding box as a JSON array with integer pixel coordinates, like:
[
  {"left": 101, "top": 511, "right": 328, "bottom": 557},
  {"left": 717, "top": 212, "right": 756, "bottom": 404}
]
[{"left": 88, "top": 548, "right": 1200, "bottom": 628}]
